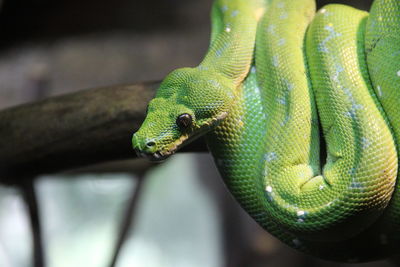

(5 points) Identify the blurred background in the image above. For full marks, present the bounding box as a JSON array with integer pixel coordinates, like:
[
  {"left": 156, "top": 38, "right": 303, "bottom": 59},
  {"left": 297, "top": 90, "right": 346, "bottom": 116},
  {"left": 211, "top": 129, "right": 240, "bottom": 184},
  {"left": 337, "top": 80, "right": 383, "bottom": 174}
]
[{"left": 0, "top": 0, "right": 395, "bottom": 267}]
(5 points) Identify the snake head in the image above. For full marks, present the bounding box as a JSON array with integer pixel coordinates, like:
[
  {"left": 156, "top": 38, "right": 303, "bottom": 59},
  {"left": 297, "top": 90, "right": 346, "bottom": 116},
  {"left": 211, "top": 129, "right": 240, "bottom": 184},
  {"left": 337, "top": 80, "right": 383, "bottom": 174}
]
[{"left": 132, "top": 67, "right": 235, "bottom": 161}]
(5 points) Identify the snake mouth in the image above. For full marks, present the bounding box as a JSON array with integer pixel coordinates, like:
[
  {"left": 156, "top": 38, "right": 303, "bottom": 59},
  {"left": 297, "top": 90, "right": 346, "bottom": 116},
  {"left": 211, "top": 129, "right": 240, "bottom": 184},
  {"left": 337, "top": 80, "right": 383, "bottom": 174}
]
[
  {"left": 133, "top": 134, "right": 186, "bottom": 162},
  {"left": 135, "top": 150, "right": 171, "bottom": 162},
  {"left": 134, "top": 133, "right": 191, "bottom": 162}
]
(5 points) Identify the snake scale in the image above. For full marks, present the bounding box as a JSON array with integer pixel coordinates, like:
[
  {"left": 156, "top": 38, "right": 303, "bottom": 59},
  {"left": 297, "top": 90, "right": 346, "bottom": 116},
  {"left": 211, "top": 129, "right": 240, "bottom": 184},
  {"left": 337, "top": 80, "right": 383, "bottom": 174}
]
[{"left": 132, "top": 0, "right": 400, "bottom": 262}]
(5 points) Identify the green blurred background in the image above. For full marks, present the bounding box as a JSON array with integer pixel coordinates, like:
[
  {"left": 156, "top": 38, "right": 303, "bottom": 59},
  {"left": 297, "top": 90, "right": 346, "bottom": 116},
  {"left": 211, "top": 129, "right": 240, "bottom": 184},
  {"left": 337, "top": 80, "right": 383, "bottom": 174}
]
[{"left": 0, "top": 0, "right": 396, "bottom": 266}]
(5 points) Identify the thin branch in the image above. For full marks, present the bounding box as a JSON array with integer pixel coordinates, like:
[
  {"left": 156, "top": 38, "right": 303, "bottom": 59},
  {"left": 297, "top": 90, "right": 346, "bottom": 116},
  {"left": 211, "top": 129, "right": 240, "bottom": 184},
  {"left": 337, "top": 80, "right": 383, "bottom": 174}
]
[
  {"left": 109, "top": 175, "right": 145, "bottom": 267},
  {"left": 20, "top": 179, "right": 45, "bottom": 267},
  {"left": 0, "top": 82, "right": 207, "bottom": 183}
]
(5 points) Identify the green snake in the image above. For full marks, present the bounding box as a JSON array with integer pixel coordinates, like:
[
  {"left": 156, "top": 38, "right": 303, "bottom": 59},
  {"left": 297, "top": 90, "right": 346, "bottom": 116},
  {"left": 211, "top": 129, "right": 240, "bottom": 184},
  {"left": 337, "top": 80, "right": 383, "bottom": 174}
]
[{"left": 132, "top": 0, "right": 400, "bottom": 262}]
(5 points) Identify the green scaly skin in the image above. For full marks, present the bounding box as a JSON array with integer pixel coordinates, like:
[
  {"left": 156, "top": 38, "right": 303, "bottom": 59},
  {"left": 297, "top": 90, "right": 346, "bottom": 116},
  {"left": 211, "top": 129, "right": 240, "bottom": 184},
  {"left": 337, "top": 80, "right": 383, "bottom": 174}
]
[{"left": 132, "top": 0, "right": 400, "bottom": 262}]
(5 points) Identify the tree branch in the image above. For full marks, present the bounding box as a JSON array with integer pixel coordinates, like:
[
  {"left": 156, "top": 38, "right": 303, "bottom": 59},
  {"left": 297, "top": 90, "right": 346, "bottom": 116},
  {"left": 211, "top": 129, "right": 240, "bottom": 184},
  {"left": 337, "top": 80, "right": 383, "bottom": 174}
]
[
  {"left": 20, "top": 179, "right": 45, "bottom": 267},
  {"left": 0, "top": 82, "right": 207, "bottom": 183},
  {"left": 108, "top": 175, "right": 145, "bottom": 267}
]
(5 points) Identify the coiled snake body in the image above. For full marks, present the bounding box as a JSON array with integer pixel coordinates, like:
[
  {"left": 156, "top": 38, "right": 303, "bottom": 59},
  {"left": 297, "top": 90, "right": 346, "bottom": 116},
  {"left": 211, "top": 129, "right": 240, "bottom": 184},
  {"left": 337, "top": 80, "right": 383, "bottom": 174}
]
[{"left": 132, "top": 0, "right": 400, "bottom": 262}]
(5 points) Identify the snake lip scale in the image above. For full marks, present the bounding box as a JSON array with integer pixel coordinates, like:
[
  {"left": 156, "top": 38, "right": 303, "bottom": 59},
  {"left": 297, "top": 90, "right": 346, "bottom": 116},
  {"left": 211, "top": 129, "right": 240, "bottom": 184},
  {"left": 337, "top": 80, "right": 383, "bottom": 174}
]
[
  {"left": 134, "top": 150, "right": 168, "bottom": 162},
  {"left": 132, "top": 0, "right": 400, "bottom": 262}
]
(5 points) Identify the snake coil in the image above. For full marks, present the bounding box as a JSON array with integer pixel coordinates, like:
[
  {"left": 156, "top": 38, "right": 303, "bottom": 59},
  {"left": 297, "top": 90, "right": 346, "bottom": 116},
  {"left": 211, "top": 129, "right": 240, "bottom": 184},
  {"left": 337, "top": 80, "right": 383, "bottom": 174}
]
[{"left": 133, "top": 0, "right": 400, "bottom": 262}]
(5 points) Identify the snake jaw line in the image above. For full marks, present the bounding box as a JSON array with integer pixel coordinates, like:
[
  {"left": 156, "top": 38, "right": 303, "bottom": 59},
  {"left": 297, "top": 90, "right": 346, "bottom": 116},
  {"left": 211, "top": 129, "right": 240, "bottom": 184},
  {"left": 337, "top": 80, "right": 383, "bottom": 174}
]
[
  {"left": 159, "top": 111, "right": 229, "bottom": 160},
  {"left": 135, "top": 150, "right": 168, "bottom": 162}
]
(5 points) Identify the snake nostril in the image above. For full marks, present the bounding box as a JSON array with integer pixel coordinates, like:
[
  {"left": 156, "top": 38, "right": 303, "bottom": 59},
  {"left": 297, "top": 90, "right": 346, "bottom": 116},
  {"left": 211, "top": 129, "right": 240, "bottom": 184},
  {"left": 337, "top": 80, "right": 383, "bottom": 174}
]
[{"left": 146, "top": 141, "right": 156, "bottom": 147}]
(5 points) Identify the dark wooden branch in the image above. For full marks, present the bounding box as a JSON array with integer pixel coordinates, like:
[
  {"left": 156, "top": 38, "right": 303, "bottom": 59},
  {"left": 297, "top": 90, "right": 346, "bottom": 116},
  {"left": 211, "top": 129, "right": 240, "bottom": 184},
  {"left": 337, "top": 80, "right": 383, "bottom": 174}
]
[{"left": 0, "top": 82, "right": 207, "bottom": 183}]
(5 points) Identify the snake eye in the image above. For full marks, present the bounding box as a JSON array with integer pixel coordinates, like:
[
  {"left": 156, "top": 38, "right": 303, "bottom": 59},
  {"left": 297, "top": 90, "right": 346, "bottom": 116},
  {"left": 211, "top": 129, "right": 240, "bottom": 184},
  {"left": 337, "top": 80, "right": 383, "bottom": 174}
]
[{"left": 176, "top": 113, "right": 193, "bottom": 129}]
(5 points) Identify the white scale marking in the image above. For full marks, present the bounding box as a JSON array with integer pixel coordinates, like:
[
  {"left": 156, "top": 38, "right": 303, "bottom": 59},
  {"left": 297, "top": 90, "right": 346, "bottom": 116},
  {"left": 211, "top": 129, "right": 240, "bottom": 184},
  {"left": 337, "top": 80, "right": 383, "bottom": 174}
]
[
  {"left": 283, "top": 79, "right": 295, "bottom": 91},
  {"left": 319, "top": 8, "right": 331, "bottom": 17},
  {"left": 350, "top": 181, "right": 363, "bottom": 189},
  {"left": 263, "top": 167, "right": 268, "bottom": 177},
  {"left": 296, "top": 210, "right": 306, "bottom": 223},
  {"left": 277, "top": 97, "right": 286, "bottom": 105},
  {"left": 279, "top": 12, "right": 288, "bottom": 20},
  {"left": 361, "top": 137, "right": 371, "bottom": 149},
  {"left": 377, "top": 85, "right": 383, "bottom": 97},
  {"left": 267, "top": 24, "right": 276, "bottom": 35},
  {"left": 318, "top": 25, "right": 342, "bottom": 53},
  {"left": 273, "top": 55, "right": 279, "bottom": 67},
  {"left": 332, "top": 64, "right": 344, "bottom": 82},
  {"left": 332, "top": 63, "right": 364, "bottom": 118},
  {"left": 344, "top": 110, "right": 356, "bottom": 119},
  {"left": 231, "top": 10, "right": 239, "bottom": 17},
  {"left": 278, "top": 38, "right": 286, "bottom": 46},
  {"left": 348, "top": 168, "right": 356, "bottom": 175},
  {"left": 297, "top": 210, "right": 305, "bottom": 216},
  {"left": 280, "top": 115, "right": 290, "bottom": 126},
  {"left": 264, "top": 152, "right": 277, "bottom": 162}
]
